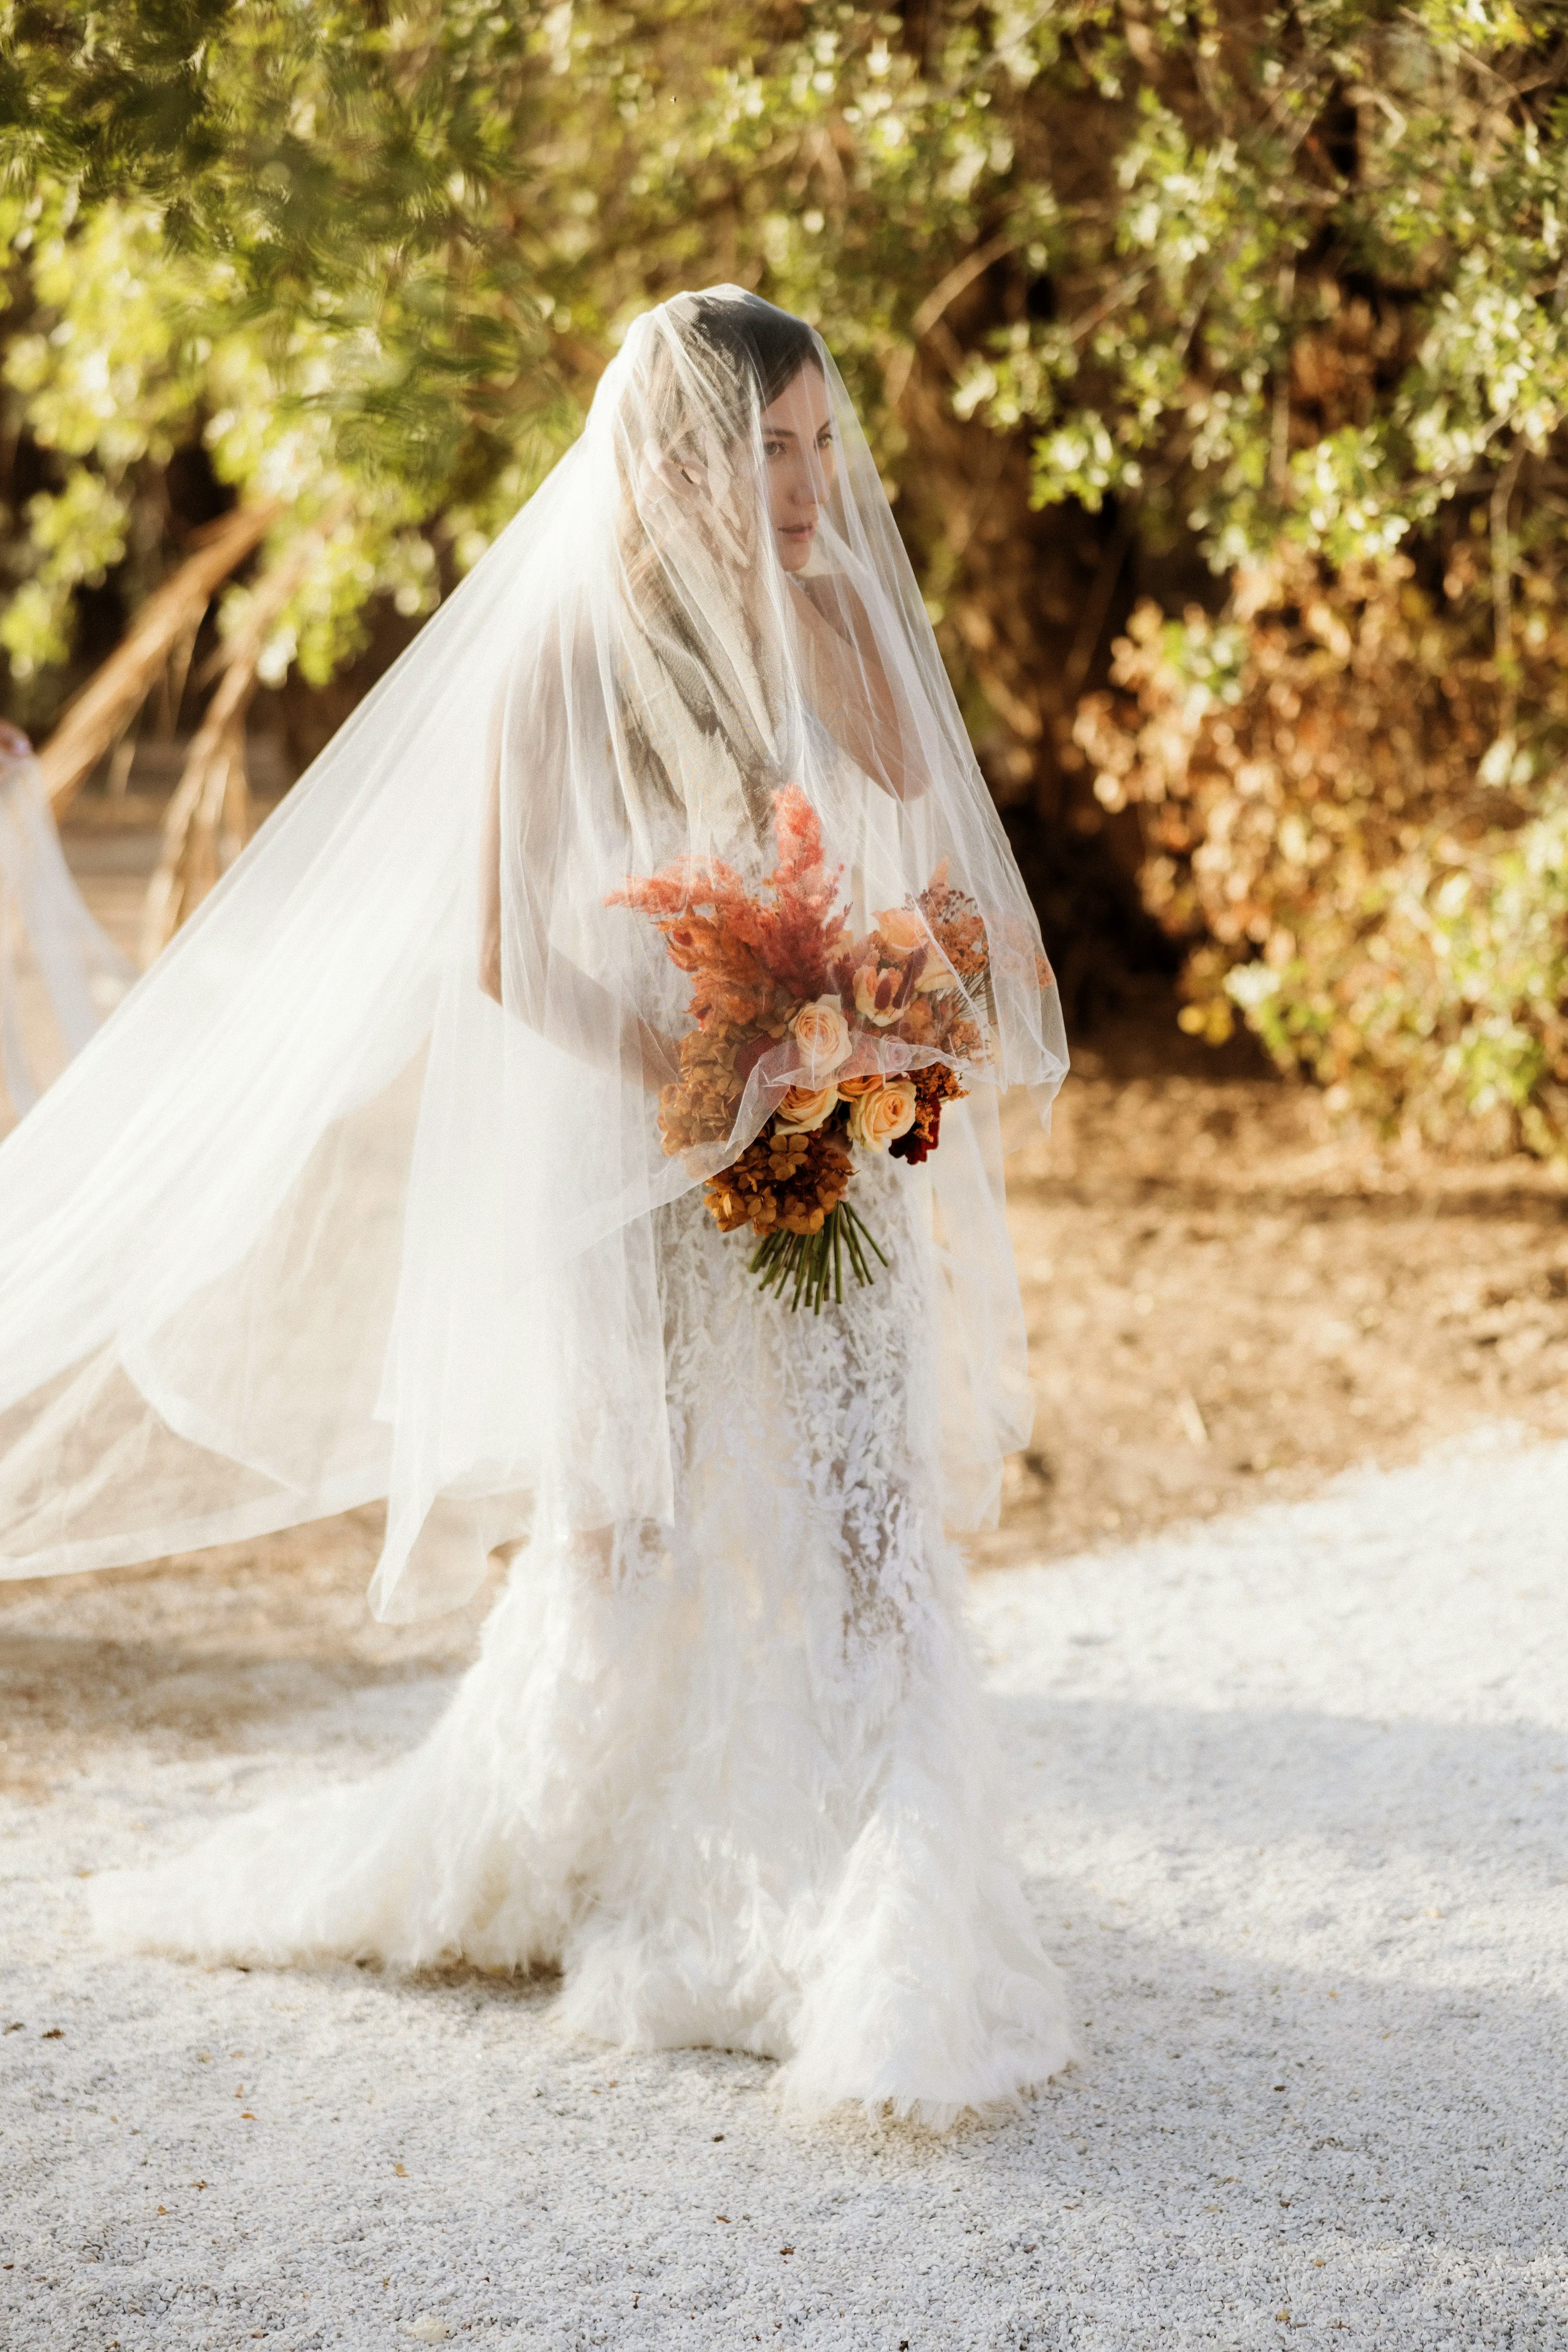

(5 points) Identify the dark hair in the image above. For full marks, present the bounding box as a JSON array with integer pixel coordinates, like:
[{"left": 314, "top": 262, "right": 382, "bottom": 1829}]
[{"left": 685, "top": 292, "right": 820, "bottom": 408}]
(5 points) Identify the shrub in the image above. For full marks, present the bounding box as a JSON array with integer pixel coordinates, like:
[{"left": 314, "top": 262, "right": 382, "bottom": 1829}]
[{"left": 1076, "top": 555, "right": 1568, "bottom": 1158}]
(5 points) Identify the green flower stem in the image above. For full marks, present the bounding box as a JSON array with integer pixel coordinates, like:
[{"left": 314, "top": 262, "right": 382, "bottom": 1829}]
[
  {"left": 843, "top": 1198, "right": 889, "bottom": 1268},
  {"left": 745, "top": 1196, "right": 889, "bottom": 1310},
  {"left": 790, "top": 1236, "right": 810, "bottom": 1312}
]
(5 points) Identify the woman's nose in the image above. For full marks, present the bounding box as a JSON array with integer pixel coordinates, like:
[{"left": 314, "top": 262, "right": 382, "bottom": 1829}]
[{"left": 784, "top": 458, "right": 820, "bottom": 515}]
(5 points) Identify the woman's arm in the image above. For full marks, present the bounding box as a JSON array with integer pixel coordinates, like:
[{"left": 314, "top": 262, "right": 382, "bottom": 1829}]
[{"left": 478, "top": 693, "right": 678, "bottom": 1094}]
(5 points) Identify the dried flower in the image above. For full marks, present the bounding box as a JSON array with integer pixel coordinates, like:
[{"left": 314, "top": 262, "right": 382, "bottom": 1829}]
[
  {"left": 890, "top": 1064, "right": 967, "bottom": 1164},
  {"left": 893, "top": 998, "right": 936, "bottom": 1045},
  {"left": 914, "top": 864, "right": 991, "bottom": 982},
  {"left": 852, "top": 959, "right": 913, "bottom": 1027},
  {"left": 654, "top": 1025, "right": 745, "bottom": 1154},
  {"left": 704, "top": 1123, "right": 851, "bottom": 1241}
]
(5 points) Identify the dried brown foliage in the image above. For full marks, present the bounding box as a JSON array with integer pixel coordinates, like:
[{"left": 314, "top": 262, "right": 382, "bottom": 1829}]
[{"left": 1075, "top": 555, "right": 1568, "bottom": 1155}]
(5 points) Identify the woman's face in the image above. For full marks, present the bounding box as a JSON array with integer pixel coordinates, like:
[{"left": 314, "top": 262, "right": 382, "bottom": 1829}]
[{"left": 760, "top": 365, "right": 835, "bottom": 572}]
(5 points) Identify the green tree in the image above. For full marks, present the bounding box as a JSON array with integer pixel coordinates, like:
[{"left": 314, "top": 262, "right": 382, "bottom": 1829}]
[{"left": 6, "top": 1, "right": 1568, "bottom": 1148}]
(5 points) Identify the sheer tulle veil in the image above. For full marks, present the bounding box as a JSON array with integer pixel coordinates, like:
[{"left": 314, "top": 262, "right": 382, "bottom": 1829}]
[
  {"left": 0, "top": 738, "right": 132, "bottom": 1116},
  {"left": 0, "top": 287, "right": 1067, "bottom": 1620}
]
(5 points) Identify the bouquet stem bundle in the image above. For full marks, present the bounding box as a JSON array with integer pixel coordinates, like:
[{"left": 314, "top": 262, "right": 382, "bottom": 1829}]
[{"left": 747, "top": 1198, "right": 890, "bottom": 1313}]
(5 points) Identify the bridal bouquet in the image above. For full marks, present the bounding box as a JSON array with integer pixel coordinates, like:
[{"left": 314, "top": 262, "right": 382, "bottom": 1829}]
[{"left": 609, "top": 785, "right": 989, "bottom": 1310}]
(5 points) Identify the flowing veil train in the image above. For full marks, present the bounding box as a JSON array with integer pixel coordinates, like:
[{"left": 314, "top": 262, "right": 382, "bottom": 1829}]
[
  {"left": 0, "top": 732, "right": 131, "bottom": 1121},
  {"left": 0, "top": 289, "right": 1074, "bottom": 2123}
]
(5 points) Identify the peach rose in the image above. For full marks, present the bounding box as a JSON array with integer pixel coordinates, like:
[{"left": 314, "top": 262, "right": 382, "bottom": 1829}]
[
  {"left": 847, "top": 1077, "right": 918, "bottom": 1151},
  {"left": 835, "top": 1073, "right": 881, "bottom": 1098},
  {"left": 789, "top": 994, "right": 852, "bottom": 1080},
  {"left": 775, "top": 1083, "right": 840, "bottom": 1132},
  {"left": 875, "top": 906, "right": 927, "bottom": 955}
]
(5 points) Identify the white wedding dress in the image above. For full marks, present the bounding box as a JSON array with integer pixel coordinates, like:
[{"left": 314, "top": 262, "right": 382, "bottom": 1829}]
[
  {"left": 91, "top": 1151, "right": 1075, "bottom": 2127},
  {"left": 1, "top": 290, "right": 1075, "bottom": 2128}
]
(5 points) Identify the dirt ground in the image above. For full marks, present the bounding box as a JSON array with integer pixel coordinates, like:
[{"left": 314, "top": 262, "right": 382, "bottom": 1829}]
[
  {"left": 985, "top": 1009, "right": 1568, "bottom": 1563},
  {"left": 3, "top": 790, "right": 1566, "bottom": 1764}
]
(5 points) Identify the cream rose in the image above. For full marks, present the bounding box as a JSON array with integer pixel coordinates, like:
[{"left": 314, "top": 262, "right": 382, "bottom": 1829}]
[
  {"left": 775, "top": 1082, "right": 839, "bottom": 1133},
  {"left": 789, "top": 994, "right": 852, "bottom": 1080},
  {"left": 846, "top": 1077, "right": 918, "bottom": 1151}
]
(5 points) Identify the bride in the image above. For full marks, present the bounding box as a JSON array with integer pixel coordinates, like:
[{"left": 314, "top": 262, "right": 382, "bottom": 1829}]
[{"left": 0, "top": 289, "right": 1073, "bottom": 2127}]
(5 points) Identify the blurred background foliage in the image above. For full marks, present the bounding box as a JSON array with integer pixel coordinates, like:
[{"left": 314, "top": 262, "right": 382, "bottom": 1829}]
[{"left": 4, "top": 0, "right": 1568, "bottom": 1151}]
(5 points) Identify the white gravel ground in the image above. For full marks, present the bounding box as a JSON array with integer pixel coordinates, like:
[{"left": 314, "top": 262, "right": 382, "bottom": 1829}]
[{"left": 3, "top": 1427, "right": 1565, "bottom": 2352}]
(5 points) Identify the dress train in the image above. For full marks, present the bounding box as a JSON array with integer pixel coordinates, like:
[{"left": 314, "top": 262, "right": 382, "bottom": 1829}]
[{"left": 91, "top": 1159, "right": 1075, "bottom": 2128}]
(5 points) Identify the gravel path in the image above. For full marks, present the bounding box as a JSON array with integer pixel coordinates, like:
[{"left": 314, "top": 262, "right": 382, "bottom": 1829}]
[{"left": 3, "top": 1428, "right": 1564, "bottom": 2351}]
